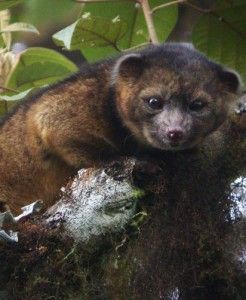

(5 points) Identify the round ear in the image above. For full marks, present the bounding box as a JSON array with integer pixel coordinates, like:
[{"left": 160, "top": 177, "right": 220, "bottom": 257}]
[
  {"left": 218, "top": 68, "right": 242, "bottom": 94},
  {"left": 111, "top": 53, "right": 145, "bottom": 84}
]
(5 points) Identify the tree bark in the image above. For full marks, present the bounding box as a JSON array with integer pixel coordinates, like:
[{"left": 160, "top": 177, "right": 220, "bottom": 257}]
[{"left": 0, "top": 101, "right": 245, "bottom": 299}]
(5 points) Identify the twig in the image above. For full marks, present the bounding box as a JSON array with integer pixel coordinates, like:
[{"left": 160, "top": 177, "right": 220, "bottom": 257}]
[
  {"left": 151, "top": 0, "right": 186, "bottom": 14},
  {"left": 139, "top": 0, "right": 159, "bottom": 44}
]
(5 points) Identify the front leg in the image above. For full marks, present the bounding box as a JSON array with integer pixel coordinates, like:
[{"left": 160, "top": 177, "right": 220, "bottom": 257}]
[
  {"left": 29, "top": 108, "right": 119, "bottom": 170},
  {"left": 104, "top": 155, "right": 163, "bottom": 199},
  {"left": 49, "top": 138, "right": 119, "bottom": 169}
]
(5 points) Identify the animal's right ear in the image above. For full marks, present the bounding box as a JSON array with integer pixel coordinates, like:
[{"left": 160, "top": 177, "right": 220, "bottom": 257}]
[
  {"left": 111, "top": 53, "right": 145, "bottom": 84},
  {"left": 218, "top": 68, "right": 242, "bottom": 94}
]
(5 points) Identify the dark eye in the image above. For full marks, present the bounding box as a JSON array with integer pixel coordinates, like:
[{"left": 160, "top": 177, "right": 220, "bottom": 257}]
[
  {"left": 147, "top": 97, "right": 163, "bottom": 110},
  {"left": 189, "top": 99, "right": 207, "bottom": 111}
]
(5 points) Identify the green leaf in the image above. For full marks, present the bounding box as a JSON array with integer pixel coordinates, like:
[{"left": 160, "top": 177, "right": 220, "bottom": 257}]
[
  {"left": 52, "top": 21, "right": 77, "bottom": 50},
  {"left": 132, "top": 188, "right": 145, "bottom": 199},
  {"left": 14, "top": 0, "right": 78, "bottom": 30},
  {"left": 130, "top": 0, "right": 178, "bottom": 47},
  {"left": 0, "top": 0, "right": 23, "bottom": 11},
  {"left": 213, "top": 0, "right": 246, "bottom": 10},
  {"left": 0, "top": 88, "right": 32, "bottom": 101},
  {"left": 1, "top": 22, "right": 39, "bottom": 34},
  {"left": 6, "top": 47, "right": 78, "bottom": 91},
  {"left": 77, "top": 0, "right": 142, "bottom": 57},
  {"left": 53, "top": 0, "right": 178, "bottom": 61},
  {"left": 53, "top": 14, "right": 126, "bottom": 53},
  {"left": 192, "top": 4, "right": 246, "bottom": 84}
]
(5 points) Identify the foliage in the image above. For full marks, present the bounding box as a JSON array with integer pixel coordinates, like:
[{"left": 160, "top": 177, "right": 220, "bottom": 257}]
[
  {"left": 0, "top": 0, "right": 245, "bottom": 109},
  {"left": 0, "top": 0, "right": 23, "bottom": 11},
  {"left": 0, "top": 2, "right": 245, "bottom": 298},
  {"left": 0, "top": 116, "right": 245, "bottom": 299},
  {"left": 6, "top": 47, "right": 77, "bottom": 91},
  {"left": 53, "top": 0, "right": 178, "bottom": 61},
  {"left": 11, "top": 0, "right": 78, "bottom": 28},
  {"left": 192, "top": 1, "right": 246, "bottom": 83}
]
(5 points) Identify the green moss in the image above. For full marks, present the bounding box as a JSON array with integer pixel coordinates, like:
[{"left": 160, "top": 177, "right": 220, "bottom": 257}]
[{"left": 131, "top": 188, "right": 145, "bottom": 199}]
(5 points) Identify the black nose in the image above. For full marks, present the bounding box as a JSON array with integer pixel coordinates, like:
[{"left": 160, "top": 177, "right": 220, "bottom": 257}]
[{"left": 167, "top": 129, "right": 184, "bottom": 143}]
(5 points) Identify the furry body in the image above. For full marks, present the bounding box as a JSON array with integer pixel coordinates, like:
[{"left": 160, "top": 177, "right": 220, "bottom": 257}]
[{"left": 0, "top": 43, "right": 239, "bottom": 213}]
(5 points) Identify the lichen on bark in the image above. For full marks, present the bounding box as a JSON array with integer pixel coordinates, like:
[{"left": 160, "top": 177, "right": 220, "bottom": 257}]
[{"left": 0, "top": 102, "right": 245, "bottom": 299}]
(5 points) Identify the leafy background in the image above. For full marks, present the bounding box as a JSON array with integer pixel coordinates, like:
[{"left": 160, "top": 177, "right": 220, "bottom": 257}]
[{"left": 0, "top": 0, "right": 245, "bottom": 116}]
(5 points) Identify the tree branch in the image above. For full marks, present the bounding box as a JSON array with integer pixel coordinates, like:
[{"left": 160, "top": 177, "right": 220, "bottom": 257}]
[{"left": 139, "top": 0, "right": 159, "bottom": 44}]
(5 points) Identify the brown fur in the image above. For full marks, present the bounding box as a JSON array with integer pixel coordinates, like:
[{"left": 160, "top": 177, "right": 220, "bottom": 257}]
[
  {"left": 0, "top": 44, "right": 240, "bottom": 213},
  {"left": 0, "top": 66, "right": 117, "bottom": 213}
]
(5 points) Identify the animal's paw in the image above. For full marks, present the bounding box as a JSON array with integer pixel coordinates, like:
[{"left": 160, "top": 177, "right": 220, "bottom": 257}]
[
  {"left": 133, "top": 156, "right": 162, "bottom": 176},
  {"left": 131, "top": 156, "right": 164, "bottom": 192},
  {"left": 104, "top": 157, "right": 136, "bottom": 180}
]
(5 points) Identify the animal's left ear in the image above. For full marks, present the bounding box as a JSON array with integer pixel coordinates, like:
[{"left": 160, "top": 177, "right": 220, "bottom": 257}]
[
  {"left": 111, "top": 53, "right": 145, "bottom": 85},
  {"left": 219, "top": 69, "right": 242, "bottom": 94}
]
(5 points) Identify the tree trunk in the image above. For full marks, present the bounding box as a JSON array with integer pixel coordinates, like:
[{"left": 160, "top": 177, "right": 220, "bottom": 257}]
[{"left": 0, "top": 101, "right": 245, "bottom": 299}]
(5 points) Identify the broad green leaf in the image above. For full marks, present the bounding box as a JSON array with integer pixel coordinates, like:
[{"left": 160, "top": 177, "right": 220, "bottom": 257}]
[
  {"left": 53, "top": 0, "right": 178, "bottom": 61},
  {"left": 53, "top": 14, "right": 127, "bottom": 54},
  {"left": 52, "top": 21, "right": 77, "bottom": 50},
  {"left": 130, "top": 0, "right": 178, "bottom": 47},
  {"left": 0, "top": 89, "right": 34, "bottom": 117},
  {"left": 192, "top": 4, "right": 246, "bottom": 83},
  {"left": 13, "top": 0, "right": 78, "bottom": 30},
  {"left": 1, "top": 22, "right": 39, "bottom": 34},
  {"left": 6, "top": 47, "right": 78, "bottom": 91},
  {"left": 0, "top": 88, "right": 32, "bottom": 101},
  {"left": 77, "top": 0, "right": 141, "bottom": 58},
  {"left": 0, "top": 0, "right": 23, "bottom": 10},
  {"left": 213, "top": 0, "right": 246, "bottom": 10},
  {"left": 82, "top": 0, "right": 178, "bottom": 60}
]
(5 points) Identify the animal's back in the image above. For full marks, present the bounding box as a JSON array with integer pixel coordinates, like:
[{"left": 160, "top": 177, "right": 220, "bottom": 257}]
[{"left": 0, "top": 59, "right": 120, "bottom": 213}]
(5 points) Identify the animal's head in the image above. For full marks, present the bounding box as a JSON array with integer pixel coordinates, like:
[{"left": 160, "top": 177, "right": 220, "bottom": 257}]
[{"left": 112, "top": 43, "right": 241, "bottom": 151}]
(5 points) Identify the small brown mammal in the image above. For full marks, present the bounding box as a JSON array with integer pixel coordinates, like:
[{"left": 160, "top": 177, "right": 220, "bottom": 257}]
[{"left": 0, "top": 43, "right": 240, "bottom": 213}]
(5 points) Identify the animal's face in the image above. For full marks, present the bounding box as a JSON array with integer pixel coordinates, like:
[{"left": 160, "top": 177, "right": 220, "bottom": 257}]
[{"left": 112, "top": 44, "right": 240, "bottom": 151}]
